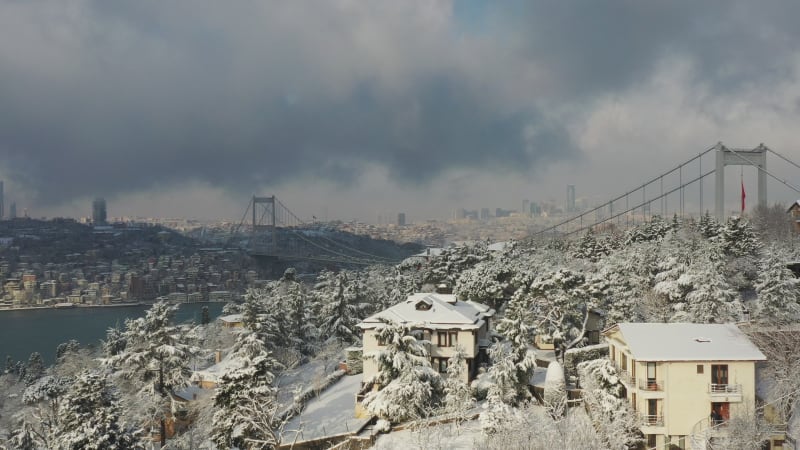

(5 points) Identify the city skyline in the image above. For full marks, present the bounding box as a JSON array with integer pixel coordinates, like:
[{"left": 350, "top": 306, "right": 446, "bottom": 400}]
[{"left": 1, "top": 2, "right": 800, "bottom": 223}]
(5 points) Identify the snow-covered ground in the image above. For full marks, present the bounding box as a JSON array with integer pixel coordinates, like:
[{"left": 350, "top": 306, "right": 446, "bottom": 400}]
[
  {"left": 372, "top": 419, "right": 483, "bottom": 450},
  {"left": 280, "top": 374, "right": 369, "bottom": 444}
]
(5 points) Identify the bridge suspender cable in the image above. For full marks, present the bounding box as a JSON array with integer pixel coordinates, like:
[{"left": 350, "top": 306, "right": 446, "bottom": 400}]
[{"left": 532, "top": 145, "right": 717, "bottom": 237}]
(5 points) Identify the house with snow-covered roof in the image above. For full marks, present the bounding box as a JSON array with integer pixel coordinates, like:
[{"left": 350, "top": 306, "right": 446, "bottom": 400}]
[
  {"left": 787, "top": 200, "right": 800, "bottom": 232},
  {"left": 602, "top": 322, "right": 784, "bottom": 450},
  {"left": 357, "top": 292, "right": 495, "bottom": 384}
]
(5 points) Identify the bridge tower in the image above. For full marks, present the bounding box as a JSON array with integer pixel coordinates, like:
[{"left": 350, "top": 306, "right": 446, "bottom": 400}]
[{"left": 714, "top": 143, "right": 767, "bottom": 220}]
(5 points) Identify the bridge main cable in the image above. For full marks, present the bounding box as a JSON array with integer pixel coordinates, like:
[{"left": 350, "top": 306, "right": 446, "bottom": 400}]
[{"left": 532, "top": 145, "right": 716, "bottom": 237}]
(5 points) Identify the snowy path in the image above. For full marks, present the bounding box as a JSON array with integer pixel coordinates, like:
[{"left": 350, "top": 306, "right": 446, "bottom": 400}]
[{"left": 280, "top": 374, "right": 369, "bottom": 444}]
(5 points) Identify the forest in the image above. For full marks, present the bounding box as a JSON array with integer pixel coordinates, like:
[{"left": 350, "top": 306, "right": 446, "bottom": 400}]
[{"left": 1, "top": 205, "right": 799, "bottom": 449}]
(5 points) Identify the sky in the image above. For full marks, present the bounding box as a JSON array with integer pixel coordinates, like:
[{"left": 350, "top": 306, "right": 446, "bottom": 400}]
[{"left": 1, "top": 0, "right": 800, "bottom": 223}]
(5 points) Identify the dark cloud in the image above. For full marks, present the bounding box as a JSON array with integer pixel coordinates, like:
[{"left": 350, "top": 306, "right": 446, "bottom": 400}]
[{"left": 0, "top": 1, "right": 797, "bottom": 210}]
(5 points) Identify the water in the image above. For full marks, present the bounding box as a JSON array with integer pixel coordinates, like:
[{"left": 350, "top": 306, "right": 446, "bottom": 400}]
[{"left": 0, "top": 302, "right": 225, "bottom": 364}]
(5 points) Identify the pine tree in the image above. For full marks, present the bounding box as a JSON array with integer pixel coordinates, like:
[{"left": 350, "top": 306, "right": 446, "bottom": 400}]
[
  {"left": 23, "top": 353, "right": 45, "bottom": 385},
  {"left": 720, "top": 216, "right": 760, "bottom": 257},
  {"left": 317, "top": 273, "right": 364, "bottom": 345},
  {"left": 7, "top": 420, "right": 38, "bottom": 450},
  {"left": 442, "top": 346, "right": 474, "bottom": 417},
  {"left": 754, "top": 248, "right": 800, "bottom": 324},
  {"left": 105, "top": 301, "right": 198, "bottom": 448},
  {"left": 102, "top": 326, "right": 127, "bottom": 358},
  {"left": 211, "top": 331, "right": 281, "bottom": 450},
  {"left": 698, "top": 211, "right": 722, "bottom": 238},
  {"left": 53, "top": 372, "right": 143, "bottom": 450},
  {"left": 363, "top": 321, "right": 442, "bottom": 422}
]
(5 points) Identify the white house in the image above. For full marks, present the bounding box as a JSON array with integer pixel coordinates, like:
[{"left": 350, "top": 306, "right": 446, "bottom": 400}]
[
  {"left": 603, "top": 322, "right": 783, "bottom": 450},
  {"left": 357, "top": 293, "right": 495, "bottom": 384}
]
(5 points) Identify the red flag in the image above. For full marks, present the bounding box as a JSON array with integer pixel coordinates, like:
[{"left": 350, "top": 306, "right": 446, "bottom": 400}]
[{"left": 741, "top": 178, "right": 746, "bottom": 213}]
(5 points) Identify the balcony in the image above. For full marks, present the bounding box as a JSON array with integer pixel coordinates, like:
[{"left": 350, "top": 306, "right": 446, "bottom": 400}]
[
  {"left": 638, "top": 379, "right": 664, "bottom": 392},
  {"left": 642, "top": 414, "right": 664, "bottom": 427},
  {"left": 613, "top": 362, "right": 636, "bottom": 388},
  {"left": 709, "top": 384, "right": 742, "bottom": 402}
]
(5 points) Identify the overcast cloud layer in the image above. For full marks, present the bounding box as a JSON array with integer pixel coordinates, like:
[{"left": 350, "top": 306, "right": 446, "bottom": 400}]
[{"left": 1, "top": 1, "right": 800, "bottom": 220}]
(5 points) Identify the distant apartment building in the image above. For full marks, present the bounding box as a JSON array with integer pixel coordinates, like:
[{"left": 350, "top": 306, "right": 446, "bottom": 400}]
[
  {"left": 397, "top": 212, "right": 406, "bottom": 227},
  {"left": 566, "top": 184, "right": 576, "bottom": 213},
  {"left": 92, "top": 198, "right": 107, "bottom": 224}
]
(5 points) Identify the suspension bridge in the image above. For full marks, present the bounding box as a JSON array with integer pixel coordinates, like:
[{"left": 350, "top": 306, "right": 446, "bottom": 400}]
[
  {"left": 230, "top": 195, "right": 408, "bottom": 266},
  {"left": 532, "top": 142, "right": 800, "bottom": 238},
  {"left": 231, "top": 142, "right": 800, "bottom": 265}
]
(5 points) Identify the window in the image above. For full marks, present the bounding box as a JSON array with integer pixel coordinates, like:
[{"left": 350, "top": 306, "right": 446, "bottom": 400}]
[
  {"left": 647, "top": 434, "right": 657, "bottom": 448},
  {"left": 449, "top": 331, "right": 458, "bottom": 347},
  {"left": 437, "top": 331, "right": 458, "bottom": 347},
  {"left": 711, "top": 364, "right": 729, "bottom": 385},
  {"left": 376, "top": 335, "right": 386, "bottom": 346},
  {"left": 433, "top": 358, "right": 448, "bottom": 374},
  {"left": 697, "top": 364, "right": 704, "bottom": 374}
]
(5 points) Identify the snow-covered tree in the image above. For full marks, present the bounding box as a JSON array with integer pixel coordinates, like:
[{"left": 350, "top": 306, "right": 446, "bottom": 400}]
[
  {"left": 697, "top": 211, "right": 722, "bottom": 239},
  {"left": 22, "top": 352, "right": 45, "bottom": 386},
  {"left": 753, "top": 247, "right": 800, "bottom": 324},
  {"left": 529, "top": 269, "right": 607, "bottom": 358},
  {"left": 484, "top": 342, "right": 535, "bottom": 407},
  {"left": 211, "top": 331, "right": 282, "bottom": 450},
  {"left": 362, "top": 321, "right": 442, "bottom": 423},
  {"left": 682, "top": 252, "right": 742, "bottom": 323},
  {"left": 624, "top": 215, "right": 670, "bottom": 245},
  {"left": 315, "top": 272, "right": 367, "bottom": 345},
  {"left": 577, "top": 358, "right": 643, "bottom": 449},
  {"left": 52, "top": 372, "right": 143, "bottom": 450},
  {"left": 572, "top": 228, "right": 611, "bottom": 262},
  {"left": 719, "top": 215, "right": 760, "bottom": 257},
  {"left": 105, "top": 301, "right": 198, "bottom": 448},
  {"left": 6, "top": 420, "right": 38, "bottom": 450},
  {"left": 282, "top": 281, "right": 317, "bottom": 355},
  {"left": 543, "top": 361, "right": 566, "bottom": 417},
  {"left": 454, "top": 258, "right": 515, "bottom": 310},
  {"left": 442, "top": 346, "right": 474, "bottom": 419},
  {"left": 421, "top": 242, "right": 489, "bottom": 286},
  {"left": 479, "top": 401, "right": 603, "bottom": 448}
]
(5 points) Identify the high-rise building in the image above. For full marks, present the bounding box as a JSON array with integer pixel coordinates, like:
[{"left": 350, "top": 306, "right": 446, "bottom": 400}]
[
  {"left": 397, "top": 212, "right": 406, "bottom": 226},
  {"left": 9, "top": 202, "right": 16, "bottom": 219},
  {"left": 480, "top": 208, "right": 490, "bottom": 220},
  {"left": 0, "top": 180, "right": 4, "bottom": 220},
  {"left": 92, "top": 198, "right": 107, "bottom": 224},
  {"left": 566, "top": 185, "right": 576, "bottom": 213}
]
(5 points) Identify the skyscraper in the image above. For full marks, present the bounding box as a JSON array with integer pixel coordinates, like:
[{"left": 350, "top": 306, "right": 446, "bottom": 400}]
[
  {"left": 92, "top": 198, "right": 107, "bottom": 224},
  {"left": 9, "top": 202, "right": 16, "bottom": 219},
  {"left": 566, "top": 185, "right": 576, "bottom": 213},
  {"left": 397, "top": 212, "right": 406, "bottom": 226},
  {"left": 0, "top": 180, "right": 4, "bottom": 220}
]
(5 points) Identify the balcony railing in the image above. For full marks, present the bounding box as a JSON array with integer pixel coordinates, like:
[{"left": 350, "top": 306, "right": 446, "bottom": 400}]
[
  {"left": 642, "top": 414, "right": 664, "bottom": 426},
  {"left": 710, "top": 383, "right": 741, "bottom": 394},
  {"left": 639, "top": 379, "right": 664, "bottom": 391},
  {"left": 613, "top": 362, "right": 636, "bottom": 387}
]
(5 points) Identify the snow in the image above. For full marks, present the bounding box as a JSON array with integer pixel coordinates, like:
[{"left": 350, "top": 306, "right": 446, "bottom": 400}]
[
  {"left": 280, "top": 374, "right": 370, "bottom": 444},
  {"left": 612, "top": 323, "right": 766, "bottom": 361},
  {"left": 358, "top": 293, "right": 494, "bottom": 330},
  {"left": 372, "top": 419, "right": 483, "bottom": 450},
  {"left": 218, "top": 314, "right": 243, "bottom": 324}
]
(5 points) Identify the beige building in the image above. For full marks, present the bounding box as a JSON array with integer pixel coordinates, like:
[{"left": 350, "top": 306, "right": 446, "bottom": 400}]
[
  {"left": 357, "top": 293, "right": 494, "bottom": 384},
  {"left": 603, "top": 323, "right": 776, "bottom": 450}
]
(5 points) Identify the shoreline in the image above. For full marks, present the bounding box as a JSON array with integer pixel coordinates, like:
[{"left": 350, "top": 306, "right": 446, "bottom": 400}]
[{"left": 0, "top": 300, "right": 227, "bottom": 313}]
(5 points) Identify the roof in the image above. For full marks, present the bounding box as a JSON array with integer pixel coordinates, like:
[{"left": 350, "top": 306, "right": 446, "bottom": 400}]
[
  {"left": 605, "top": 323, "right": 766, "bottom": 362},
  {"left": 787, "top": 200, "right": 800, "bottom": 212},
  {"left": 358, "top": 293, "right": 495, "bottom": 330}
]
